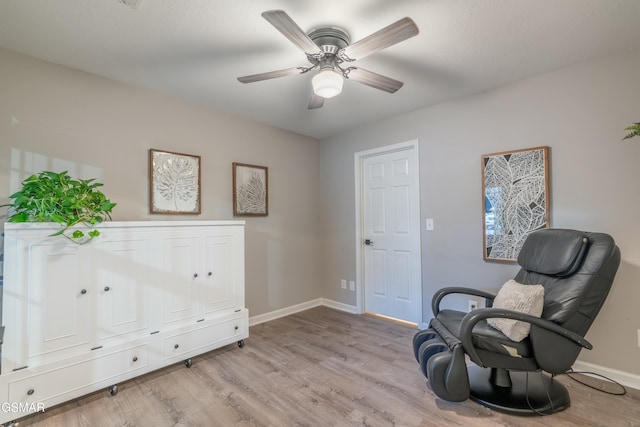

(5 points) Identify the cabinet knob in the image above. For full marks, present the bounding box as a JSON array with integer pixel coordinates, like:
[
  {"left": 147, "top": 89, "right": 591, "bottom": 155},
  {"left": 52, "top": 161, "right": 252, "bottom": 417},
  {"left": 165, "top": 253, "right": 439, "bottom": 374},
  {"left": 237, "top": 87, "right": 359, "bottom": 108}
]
[
  {"left": 104, "top": 286, "right": 110, "bottom": 292},
  {"left": 80, "top": 289, "right": 87, "bottom": 295},
  {"left": 235, "top": 325, "right": 239, "bottom": 331},
  {"left": 27, "top": 389, "right": 34, "bottom": 396},
  {"left": 208, "top": 272, "right": 212, "bottom": 277},
  {"left": 174, "top": 344, "right": 179, "bottom": 349},
  {"left": 132, "top": 356, "right": 138, "bottom": 362},
  {"left": 193, "top": 273, "right": 198, "bottom": 278}
]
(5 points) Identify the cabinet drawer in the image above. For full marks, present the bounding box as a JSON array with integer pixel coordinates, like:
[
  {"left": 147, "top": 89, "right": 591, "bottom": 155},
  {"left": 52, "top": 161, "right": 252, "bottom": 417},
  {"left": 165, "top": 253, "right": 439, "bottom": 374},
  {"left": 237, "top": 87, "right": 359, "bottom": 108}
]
[
  {"left": 163, "top": 318, "right": 245, "bottom": 360},
  {"left": 9, "top": 345, "right": 149, "bottom": 403}
]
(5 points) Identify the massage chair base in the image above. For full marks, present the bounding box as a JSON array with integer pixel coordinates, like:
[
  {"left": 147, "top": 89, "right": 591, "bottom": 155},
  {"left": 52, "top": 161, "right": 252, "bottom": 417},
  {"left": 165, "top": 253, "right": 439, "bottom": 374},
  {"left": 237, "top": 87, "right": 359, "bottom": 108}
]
[{"left": 468, "top": 366, "right": 570, "bottom": 416}]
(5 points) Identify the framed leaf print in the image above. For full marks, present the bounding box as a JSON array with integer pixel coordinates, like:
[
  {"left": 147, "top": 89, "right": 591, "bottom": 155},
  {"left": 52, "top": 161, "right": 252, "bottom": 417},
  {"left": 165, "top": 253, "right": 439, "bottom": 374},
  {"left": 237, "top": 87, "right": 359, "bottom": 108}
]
[
  {"left": 149, "top": 149, "right": 201, "bottom": 214},
  {"left": 481, "top": 146, "right": 549, "bottom": 262},
  {"left": 233, "top": 162, "right": 268, "bottom": 216}
]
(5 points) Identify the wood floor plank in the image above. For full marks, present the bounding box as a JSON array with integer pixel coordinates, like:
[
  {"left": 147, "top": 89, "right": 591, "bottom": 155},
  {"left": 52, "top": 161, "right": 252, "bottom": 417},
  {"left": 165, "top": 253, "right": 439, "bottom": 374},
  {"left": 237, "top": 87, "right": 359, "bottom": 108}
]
[{"left": 12, "top": 306, "right": 640, "bottom": 426}]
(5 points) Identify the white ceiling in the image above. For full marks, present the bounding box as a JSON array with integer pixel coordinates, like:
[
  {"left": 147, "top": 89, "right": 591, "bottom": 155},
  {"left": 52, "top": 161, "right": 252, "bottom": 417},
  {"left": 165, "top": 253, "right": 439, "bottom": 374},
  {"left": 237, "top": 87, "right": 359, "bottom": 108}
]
[{"left": 1, "top": 0, "right": 639, "bottom": 139}]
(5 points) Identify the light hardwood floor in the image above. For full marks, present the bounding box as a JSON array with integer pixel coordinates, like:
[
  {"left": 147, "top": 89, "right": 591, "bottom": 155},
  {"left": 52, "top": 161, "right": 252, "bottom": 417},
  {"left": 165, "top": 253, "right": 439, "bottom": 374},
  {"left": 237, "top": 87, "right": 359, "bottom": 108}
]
[{"left": 12, "top": 306, "right": 640, "bottom": 426}]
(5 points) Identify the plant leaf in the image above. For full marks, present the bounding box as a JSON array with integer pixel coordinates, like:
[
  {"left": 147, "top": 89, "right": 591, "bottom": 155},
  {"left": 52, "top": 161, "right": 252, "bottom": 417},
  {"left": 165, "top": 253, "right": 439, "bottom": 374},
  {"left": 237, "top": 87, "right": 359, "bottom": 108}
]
[
  {"left": 1, "top": 170, "right": 116, "bottom": 244},
  {"left": 622, "top": 122, "right": 640, "bottom": 140},
  {"left": 8, "top": 212, "right": 29, "bottom": 222}
]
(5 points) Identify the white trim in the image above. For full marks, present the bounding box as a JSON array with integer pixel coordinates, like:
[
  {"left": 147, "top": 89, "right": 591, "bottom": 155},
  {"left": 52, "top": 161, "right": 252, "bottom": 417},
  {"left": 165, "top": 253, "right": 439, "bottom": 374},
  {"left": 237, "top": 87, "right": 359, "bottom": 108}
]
[
  {"left": 321, "top": 298, "right": 359, "bottom": 314},
  {"left": 354, "top": 153, "right": 364, "bottom": 315},
  {"left": 354, "top": 139, "right": 422, "bottom": 320},
  {"left": 3, "top": 220, "right": 245, "bottom": 230},
  {"left": 249, "top": 299, "right": 323, "bottom": 326},
  {"left": 572, "top": 360, "right": 640, "bottom": 391},
  {"left": 248, "top": 299, "right": 358, "bottom": 326}
]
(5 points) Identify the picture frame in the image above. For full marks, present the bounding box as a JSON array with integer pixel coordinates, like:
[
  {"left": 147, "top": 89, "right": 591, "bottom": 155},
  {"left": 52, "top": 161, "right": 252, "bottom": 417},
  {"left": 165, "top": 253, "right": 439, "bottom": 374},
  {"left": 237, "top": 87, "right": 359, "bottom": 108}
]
[
  {"left": 149, "top": 148, "right": 201, "bottom": 214},
  {"left": 481, "top": 146, "right": 549, "bottom": 262},
  {"left": 233, "top": 162, "right": 268, "bottom": 216}
]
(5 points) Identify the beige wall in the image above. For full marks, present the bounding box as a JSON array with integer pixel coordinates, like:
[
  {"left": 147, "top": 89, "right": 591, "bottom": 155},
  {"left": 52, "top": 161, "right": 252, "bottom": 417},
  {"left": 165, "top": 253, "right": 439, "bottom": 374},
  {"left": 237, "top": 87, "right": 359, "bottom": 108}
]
[
  {"left": 320, "top": 48, "right": 640, "bottom": 376},
  {"left": 2, "top": 42, "right": 640, "bottom": 380},
  {"left": 0, "top": 48, "right": 322, "bottom": 317}
]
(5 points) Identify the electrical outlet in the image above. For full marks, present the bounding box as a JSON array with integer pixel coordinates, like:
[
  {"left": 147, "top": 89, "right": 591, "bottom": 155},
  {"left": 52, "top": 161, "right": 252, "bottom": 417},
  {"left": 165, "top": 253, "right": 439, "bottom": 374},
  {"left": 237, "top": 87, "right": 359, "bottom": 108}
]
[
  {"left": 341, "top": 279, "right": 347, "bottom": 290},
  {"left": 349, "top": 280, "right": 355, "bottom": 291},
  {"left": 468, "top": 300, "right": 479, "bottom": 312},
  {"left": 637, "top": 329, "right": 640, "bottom": 348}
]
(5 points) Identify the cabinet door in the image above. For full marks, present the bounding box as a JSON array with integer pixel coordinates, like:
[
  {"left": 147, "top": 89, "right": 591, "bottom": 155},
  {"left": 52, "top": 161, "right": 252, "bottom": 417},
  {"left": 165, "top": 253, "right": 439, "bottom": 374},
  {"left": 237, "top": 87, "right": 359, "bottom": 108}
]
[
  {"left": 158, "top": 235, "right": 203, "bottom": 325},
  {"left": 26, "top": 242, "right": 93, "bottom": 365},
  {"left": 202, "top": 232, "right": 242, "bottom": 315},
  {"left": 95, "top": 235, "right": 152, "bottom": 344}
]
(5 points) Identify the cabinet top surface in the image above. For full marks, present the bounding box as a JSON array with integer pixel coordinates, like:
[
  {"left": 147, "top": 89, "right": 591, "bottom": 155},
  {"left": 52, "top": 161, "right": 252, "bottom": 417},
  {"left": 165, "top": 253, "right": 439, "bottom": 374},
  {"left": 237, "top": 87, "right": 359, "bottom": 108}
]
[{"left": 4, "top": 220, "right": 245, "bottom": 231}]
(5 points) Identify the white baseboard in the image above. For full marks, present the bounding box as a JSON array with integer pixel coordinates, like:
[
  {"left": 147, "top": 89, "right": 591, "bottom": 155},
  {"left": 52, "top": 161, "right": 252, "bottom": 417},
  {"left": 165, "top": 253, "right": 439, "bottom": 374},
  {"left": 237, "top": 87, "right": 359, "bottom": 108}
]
[
  {"left": 248, "top": 298, "right": 358, "bottom": 326},
  {"left": 248, "top": 299, "right": 323, "bottom": 326},
  {"left": 320, "top": 298, "right": 359, "bottom": 314},
  {"left": 572, "top": 360, "right": 640, "bottom": 391}
]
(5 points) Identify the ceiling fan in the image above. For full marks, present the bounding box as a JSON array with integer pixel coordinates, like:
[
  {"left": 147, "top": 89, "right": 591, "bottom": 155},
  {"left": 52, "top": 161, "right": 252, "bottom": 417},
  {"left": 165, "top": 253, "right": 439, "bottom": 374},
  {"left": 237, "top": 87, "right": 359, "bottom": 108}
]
[{"left": 237, "top": 10, "right": 419, "bottom": 109}]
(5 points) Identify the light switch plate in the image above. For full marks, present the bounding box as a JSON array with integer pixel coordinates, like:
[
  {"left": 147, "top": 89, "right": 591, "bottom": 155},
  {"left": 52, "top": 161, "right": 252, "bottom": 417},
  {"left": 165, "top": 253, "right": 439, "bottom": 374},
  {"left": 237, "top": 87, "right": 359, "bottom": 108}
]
[{"left": 426, "top": 218, "right": 434, "bottom": 231}]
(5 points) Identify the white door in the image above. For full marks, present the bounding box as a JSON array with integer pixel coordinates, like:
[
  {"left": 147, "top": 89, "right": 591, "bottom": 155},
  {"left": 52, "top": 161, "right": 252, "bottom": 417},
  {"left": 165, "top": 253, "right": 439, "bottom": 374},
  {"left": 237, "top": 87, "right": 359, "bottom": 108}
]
[
  {"left": 360, "top": 143, "right": 421, "bottom": 323},
  {"left": 201, "top": 232, "right": 238, "bottom": 315},
  {"left": 158, "top": 234, "right": 203, "bottom": 325},
  {"left": 95, "top": 235, "right": 151, "bottom": 344},
  {"left": 27, "top": 242, "right": 92, "bottom": 363}
]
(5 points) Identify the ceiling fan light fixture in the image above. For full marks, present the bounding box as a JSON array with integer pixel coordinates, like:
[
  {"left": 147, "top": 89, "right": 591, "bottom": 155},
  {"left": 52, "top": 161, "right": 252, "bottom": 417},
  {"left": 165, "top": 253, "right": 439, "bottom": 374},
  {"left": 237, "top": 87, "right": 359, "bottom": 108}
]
[
  {"left": 312, "top": 69, "right": 343, "bottom": 98},
  {"left": 238, "top": 11, "right": 420, "bottom": 109}
]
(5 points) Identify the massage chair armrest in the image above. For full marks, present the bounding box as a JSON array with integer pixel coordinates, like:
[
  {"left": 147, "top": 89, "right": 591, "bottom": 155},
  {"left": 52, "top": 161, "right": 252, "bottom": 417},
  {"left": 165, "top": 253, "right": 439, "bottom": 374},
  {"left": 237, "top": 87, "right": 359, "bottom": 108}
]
[
  {"left": 458, "top": 308, "right": 593, "bottom": 368},
  {"left": 431, "top": 287, "right": 497, "bottom": 316}
]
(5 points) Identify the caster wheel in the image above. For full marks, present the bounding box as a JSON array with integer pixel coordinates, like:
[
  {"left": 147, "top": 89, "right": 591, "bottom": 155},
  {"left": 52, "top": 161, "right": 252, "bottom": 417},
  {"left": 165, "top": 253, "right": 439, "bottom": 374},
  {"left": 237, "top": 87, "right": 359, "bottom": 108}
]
[
  {"left": 184, "top": 358, "right": 192, "bottom": 368},
  {"left": 109, "top": 384, "right": 118, "bottom": 396},
  {"left": 237, "top": 340, "right": 245, "bottom": 348}
]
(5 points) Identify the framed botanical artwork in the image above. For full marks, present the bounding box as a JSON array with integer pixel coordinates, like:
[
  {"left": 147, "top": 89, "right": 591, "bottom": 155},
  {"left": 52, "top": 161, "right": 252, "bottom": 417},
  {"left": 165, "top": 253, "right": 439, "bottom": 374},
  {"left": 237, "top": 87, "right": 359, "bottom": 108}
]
[
  {"left": 233, "top": 162, "right": 268, "bottom": 216},
  {"left": 149, "top": 149, "right": 201, "bottom": 214},
  {"left": 481, "top": 146, "right": 550, "bottom": 262}
]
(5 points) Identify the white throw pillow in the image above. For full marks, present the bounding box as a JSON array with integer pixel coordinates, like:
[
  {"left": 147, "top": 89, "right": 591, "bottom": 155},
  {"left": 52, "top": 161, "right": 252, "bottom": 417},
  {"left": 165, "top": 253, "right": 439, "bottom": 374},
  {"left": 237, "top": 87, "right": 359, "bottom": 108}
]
[{"left": 487, "top": 279, "right": 545, "bottom": 342}]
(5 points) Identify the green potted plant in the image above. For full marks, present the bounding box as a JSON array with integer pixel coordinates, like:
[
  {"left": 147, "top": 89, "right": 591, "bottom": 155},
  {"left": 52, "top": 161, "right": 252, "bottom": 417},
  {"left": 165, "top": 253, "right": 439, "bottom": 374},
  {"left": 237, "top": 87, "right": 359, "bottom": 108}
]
[
  {"left": 623, "top": 122, "right": 640, "bottom": 140},
  {"left": 1, "top": 171, "right": 116, "bottom": 243}
]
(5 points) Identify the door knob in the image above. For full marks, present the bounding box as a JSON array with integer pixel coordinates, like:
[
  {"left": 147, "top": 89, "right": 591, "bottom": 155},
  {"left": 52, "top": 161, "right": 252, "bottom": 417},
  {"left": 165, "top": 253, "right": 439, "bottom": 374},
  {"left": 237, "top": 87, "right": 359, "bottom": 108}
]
[{"left": 364, "top": 239, "right": 374, "bottom": 246}]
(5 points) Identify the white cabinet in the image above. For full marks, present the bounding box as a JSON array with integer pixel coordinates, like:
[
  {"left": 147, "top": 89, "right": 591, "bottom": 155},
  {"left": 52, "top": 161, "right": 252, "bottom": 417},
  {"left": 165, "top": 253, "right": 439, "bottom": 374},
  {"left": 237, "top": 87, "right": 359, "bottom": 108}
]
[
  {"left": 3, "top": 239, "right": 94, "bottom": 370},
  {"left": 8, "top": 344, "right": 150, "bottom": 406},
  {"left": 0, "top": 221, "right": 247, "bottom": 423},
  {"left": 93, "top": 231, "right": 155, "bottom": 346},
  {"left": 201, "top": 232, "right": 243, "bottom": 315},
  {"left": 156, "top": 227, "right": 243, "bottom": 327}
]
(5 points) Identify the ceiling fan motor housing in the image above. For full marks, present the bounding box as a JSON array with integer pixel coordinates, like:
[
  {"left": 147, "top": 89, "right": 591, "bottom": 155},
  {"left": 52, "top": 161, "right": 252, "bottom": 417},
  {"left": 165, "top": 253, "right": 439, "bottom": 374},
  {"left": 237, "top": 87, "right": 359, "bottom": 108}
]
[{"left": 307, "top": 27, "right": 350, "bottom": 57}]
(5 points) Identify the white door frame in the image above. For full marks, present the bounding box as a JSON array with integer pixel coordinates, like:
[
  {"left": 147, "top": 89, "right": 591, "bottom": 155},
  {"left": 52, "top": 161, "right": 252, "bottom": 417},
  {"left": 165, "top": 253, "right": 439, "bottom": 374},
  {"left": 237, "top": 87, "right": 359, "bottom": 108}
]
[{"left": 354, "top": 139, "right": 422, "bottom": 319}]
